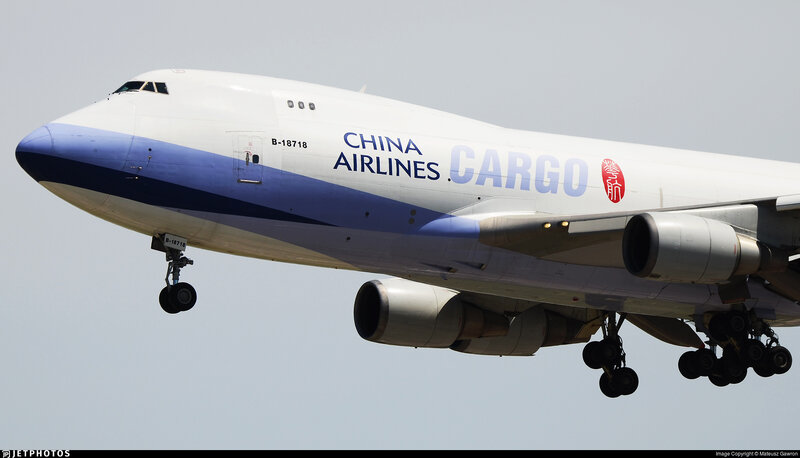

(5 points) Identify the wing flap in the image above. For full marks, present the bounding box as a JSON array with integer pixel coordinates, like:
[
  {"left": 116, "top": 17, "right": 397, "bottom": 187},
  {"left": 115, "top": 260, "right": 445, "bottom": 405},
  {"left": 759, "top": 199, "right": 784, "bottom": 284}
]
[{"left": 478, "top": 213, "right": 628, "bottom": 267}]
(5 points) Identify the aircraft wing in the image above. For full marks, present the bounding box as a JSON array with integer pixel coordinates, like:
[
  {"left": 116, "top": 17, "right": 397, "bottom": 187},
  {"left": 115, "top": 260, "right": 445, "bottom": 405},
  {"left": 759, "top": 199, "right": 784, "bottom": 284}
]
[{"left": 477, "top": 196, "right": 800, "bottom": 270}]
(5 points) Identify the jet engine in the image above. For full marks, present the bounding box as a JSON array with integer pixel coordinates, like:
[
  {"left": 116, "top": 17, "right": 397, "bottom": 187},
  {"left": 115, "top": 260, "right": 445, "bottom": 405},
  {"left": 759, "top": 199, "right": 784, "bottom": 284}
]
[
  {"left": 622, "top": 212, "right": 785, "bottom": 283},
  {"left": 354, "top": 277, "right": 594, "bottom": 355},
  {"left": 353, "top": 278, "right": 509, "bottom": 348}
]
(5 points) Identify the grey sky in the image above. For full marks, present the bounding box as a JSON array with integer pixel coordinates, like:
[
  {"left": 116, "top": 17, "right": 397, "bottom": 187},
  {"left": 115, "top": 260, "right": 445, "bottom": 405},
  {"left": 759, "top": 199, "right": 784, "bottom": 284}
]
[{"left": 3, "top": 0, "right": 800, "bottom": 450}]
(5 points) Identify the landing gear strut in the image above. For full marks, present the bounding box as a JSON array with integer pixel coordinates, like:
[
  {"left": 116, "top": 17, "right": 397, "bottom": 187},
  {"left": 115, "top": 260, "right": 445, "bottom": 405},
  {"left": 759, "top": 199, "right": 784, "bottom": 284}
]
[
  {"left": 151, "top": 234, "right": 197, "bottom": 314},
  {"left": 582, "top": 312, "right": 639, "bottom": 398},
  {"left": 678, "top": 310, "right": 792, "bottom": 386}
]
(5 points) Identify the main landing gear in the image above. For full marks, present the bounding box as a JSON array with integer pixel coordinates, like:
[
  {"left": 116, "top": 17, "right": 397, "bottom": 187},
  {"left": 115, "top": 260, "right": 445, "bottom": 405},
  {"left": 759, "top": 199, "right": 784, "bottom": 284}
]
[
  {"left": 678, "top": 310, "right": 792, "bottom": 387},
  {"left": 151, "top": 234, "right": 197, "bottom": 314},
  {"left": 582, "top": 312, "right": 639, "bottom": 398}
]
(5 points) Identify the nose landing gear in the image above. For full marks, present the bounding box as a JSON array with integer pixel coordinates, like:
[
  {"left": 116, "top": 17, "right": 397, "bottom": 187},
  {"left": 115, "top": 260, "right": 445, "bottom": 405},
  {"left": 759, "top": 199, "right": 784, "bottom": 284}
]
[{"left": 152, "top": 234, "right": 197, "bottom": 314}]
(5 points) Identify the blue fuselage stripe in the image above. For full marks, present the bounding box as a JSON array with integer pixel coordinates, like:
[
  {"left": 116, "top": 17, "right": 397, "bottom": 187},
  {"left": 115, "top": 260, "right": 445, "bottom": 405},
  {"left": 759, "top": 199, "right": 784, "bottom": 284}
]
[
  {"left": 16, "top": 123, "right": 480, "bottom": 237},
  {"left": 16, "top": 150, "right": 330, "bottom": 225}
]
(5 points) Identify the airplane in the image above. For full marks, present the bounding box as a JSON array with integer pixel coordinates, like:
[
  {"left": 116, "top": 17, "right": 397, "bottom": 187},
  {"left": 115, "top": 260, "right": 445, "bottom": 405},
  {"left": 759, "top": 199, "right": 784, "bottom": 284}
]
[{"left": 15, "top": 69, "right": 800, "bottom": 398}]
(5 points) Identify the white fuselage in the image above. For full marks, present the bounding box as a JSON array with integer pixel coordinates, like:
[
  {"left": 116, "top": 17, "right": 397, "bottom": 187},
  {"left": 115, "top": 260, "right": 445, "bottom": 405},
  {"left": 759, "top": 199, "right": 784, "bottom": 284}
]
[{"left": 17, "top": 69, "right": 800, "bottom": 324}]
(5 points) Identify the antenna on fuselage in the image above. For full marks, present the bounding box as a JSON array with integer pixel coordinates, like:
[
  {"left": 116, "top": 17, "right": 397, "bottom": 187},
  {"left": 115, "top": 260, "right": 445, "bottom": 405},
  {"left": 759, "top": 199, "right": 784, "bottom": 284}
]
[{"left": 359, "top": 84, "right": 367, "bottom": 94}]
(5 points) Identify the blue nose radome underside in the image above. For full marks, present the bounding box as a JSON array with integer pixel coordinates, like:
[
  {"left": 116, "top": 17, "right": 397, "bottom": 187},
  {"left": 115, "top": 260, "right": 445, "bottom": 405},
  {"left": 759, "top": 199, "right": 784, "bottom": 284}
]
[{"left": 16, "top": 125, "right": 54, "bottom": 181}]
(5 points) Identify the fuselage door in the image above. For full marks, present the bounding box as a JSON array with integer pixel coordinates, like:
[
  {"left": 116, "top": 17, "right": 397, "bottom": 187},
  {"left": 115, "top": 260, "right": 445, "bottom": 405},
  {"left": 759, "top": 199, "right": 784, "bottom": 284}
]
[{"left": 234, "top": 134, "right": 264, "bottom": 184}]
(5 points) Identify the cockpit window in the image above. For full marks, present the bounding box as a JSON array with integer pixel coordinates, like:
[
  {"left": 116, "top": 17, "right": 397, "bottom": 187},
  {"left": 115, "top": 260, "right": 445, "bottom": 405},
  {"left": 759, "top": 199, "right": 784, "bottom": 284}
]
[
  {"left": 114, "top": 81, "right": 144, "bottom": 93},
  {"left": 113, "top": 81, "right": 169, "bottom": 94}
]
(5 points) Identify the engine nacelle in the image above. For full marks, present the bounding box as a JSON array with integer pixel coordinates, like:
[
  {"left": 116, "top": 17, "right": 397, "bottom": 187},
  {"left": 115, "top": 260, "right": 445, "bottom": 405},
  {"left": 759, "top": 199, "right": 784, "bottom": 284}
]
[
  {"left": 449, "top": 307, "right": 546, "bottom": 356},
  {"left": 354, "top": 278, "right": 509, "bottom": 348},
  {"left": 450, "top": 307, "right": 591, "bottom": 356},
  {"left": 622, "top": 212, "right": 783, "bottom": 283}
]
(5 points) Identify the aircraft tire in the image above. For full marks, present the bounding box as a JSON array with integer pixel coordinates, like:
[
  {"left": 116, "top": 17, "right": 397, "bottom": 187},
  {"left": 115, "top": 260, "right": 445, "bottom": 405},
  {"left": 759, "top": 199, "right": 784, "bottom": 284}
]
[
  {"left": 582, "top": 342, "right": 604, "bottom": 369},
  {"left": 169, "top": 282, "right": 197, "bottom": 312},
  {"left": 721, "top": 347, "right": 747, "bottom": 381},
  {"left": 728, "top": 368, "right": 747, "bottom": 384},
  {"left": 741, "top": 339, "right": 766, "bottom": 367},
  {"left": 598, "top": 337, "right": 622, "bottom": 367},
  {"left": 709, "top": 358, "right": 730, "bottom": 387},
  {"left": 767, "top": 346, "right": 792, "bottom": 375},
  {"left": 159, "top": 287, "right": 180, "bottom": 314},
  {"left": 612, "top": 367, "right": 638, "bottom": 395},
  {"left": 599, "top": 372, "right": 620, "bottom": 398},
  {"left": 725, "top": 311, "right": 749, "bottom": 340},
  {"left": 678, "top": 351, "right": 700, "bottom": 380},
  {"left": 709, "top": 373, "right": 730, "bottom": 387},
  {"left": 694, "top": 348, "right": 716, "bottom": 376},
  {"left": 753, "top": 359, "right": 776, "bottom": 377}
]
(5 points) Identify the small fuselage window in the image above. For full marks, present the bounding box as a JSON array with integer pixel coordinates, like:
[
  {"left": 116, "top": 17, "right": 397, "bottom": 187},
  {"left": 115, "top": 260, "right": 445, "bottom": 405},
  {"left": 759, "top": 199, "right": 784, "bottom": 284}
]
[{"left": 287, "top": 99, "right": 315, "bottom": 110}]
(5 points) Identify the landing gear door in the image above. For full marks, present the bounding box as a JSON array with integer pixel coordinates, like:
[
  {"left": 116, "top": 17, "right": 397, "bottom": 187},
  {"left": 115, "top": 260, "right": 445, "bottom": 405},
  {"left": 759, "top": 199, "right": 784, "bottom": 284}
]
[{"left": 233, "top": 134, "right": 264, "bottom": 184}]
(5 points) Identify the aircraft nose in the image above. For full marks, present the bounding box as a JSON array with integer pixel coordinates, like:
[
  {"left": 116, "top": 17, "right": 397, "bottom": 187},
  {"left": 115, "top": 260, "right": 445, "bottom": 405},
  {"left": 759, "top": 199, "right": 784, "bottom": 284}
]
[{"left": 16, "top": 125, "right": 54, "bottom": 182}]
